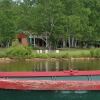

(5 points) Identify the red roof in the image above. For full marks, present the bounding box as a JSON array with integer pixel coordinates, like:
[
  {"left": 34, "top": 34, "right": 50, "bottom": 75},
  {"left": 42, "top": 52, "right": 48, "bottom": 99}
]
[{"left": 17, "top": 33, "right": 27, "bottom": 39}]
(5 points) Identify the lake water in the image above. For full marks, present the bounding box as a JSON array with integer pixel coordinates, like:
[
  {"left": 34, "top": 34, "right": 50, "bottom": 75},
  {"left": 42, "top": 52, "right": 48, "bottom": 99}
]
[
  {"left": 0, "top": 59, "right": 100, "bottom": 71},
  {"left": 0, "top": 90, "right": 100, "bottom": 100},
  {"left": 0, "top": 59, "right": 100, "bottom": 100}
]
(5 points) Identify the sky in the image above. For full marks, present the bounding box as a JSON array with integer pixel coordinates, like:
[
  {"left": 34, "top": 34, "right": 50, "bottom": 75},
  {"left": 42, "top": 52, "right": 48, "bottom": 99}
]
[{"left": 13, "top": 0, "right": 23, "bottom": 2}]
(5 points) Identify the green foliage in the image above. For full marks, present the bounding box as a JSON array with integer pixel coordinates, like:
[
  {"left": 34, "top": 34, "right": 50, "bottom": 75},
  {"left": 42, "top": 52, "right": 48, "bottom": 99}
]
[
  {"left": 0, "top": 53, "right": 7, "bottom": 58},
  {"left": 30, "top": 51, "right": 90, "bottom": 59},
  {"left": 31, "top": 53, "right": 49, "bottom": 58},
  {"left": 31, "top": 52, "right": 70, "bottom": 59},
  {"left": 0, "top": 0, "right": 16, "bottom": 43},
  {"left": 48, "top": 52, "right": 69, "bottom": 58},
  {"left": 0, "top": 48, "right": 99, "bottom": 58},
  {"left": 6, "top": 45, "right": 32, "bottom": 57},
  {"left": 90, "top": 49, "right": 100, "bottom": 58},
  {"left": 0, "top": 0, "right": 100, "bottom": 48}
]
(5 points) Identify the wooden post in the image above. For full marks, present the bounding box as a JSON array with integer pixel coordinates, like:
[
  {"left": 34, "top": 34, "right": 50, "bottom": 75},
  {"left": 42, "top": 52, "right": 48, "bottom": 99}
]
[
  {"left": 37, "top": 50, "right": 40, "bottom": 54},
  {"left": 56, "top": 50, "right": 59, "bottom": 53},
  {"left": 45, "top": 50, "right": 48, "bottom": 54},
  {"left": 40, "top": 50, "right": 43, "bottom": 53}
]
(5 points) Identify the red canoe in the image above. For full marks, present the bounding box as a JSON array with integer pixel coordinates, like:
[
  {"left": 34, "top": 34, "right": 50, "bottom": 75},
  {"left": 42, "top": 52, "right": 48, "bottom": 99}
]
[{"left": 0, "top": 70, "right": 100, "bottom": 90}]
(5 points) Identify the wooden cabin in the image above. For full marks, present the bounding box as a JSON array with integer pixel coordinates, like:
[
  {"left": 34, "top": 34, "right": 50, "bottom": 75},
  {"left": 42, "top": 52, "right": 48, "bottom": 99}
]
[
  {"left": 17, "top": 33, "right": 29, "bottom": 46},
  {"left": 17, "top": 33, "right": 48, "bottom": 48}
]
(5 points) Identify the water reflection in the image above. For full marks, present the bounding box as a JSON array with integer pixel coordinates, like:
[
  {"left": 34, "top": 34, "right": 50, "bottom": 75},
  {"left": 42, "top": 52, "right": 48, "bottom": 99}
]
[
  {"left": 0, "top": 60, "right": 100, "bottom": 71},
  {"left": 32, "top": 60, "right": 70, "bottom": 71}
]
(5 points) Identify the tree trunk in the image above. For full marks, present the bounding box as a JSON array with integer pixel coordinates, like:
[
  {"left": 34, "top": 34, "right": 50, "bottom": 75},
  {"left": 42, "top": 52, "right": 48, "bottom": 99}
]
[
  {"left": 63, "top": 39, "right": 66, "bottom": 48},
  {"left": 74, "top": 39, "right": 77, "bottom": 48},
  {"left": 68, "top": 36, "right": 71, "bottom": 48},
  {"left": 45, "top": 36, "right": 48, "bottom": 48},
  {"left": 7, "top": 40, "right": 10, "bottom": 48},
  {"left": 49, "top": 42, "right": 52, "bottom": 50},
  {"left": 72, "top": 37, "right": 74, "bottom": 47}
]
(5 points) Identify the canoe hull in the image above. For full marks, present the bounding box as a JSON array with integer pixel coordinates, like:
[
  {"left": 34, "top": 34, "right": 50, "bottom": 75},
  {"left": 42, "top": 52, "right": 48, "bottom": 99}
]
[
  {"left": 0, "top": 79, "right": 100, "bottom": 90},
  {"left": 1, "top": 70, "right": 100, "bottom": 90}
]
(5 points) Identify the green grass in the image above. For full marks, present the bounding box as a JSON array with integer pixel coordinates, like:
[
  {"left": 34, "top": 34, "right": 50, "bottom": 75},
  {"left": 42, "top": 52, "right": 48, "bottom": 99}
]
[
  {"left": 61, "top": 49, "right": 90, "bottom": 57},
  {"left": 0, "top": 48, "right": 7, "bottom": 53},
  {"left": 0, "top": 48, "right": 98, "bottom": 59},
  {"left": 0, "top": 48, "right": 8, "bottom": 57},
  {"left": 31, "top": 49, "right": 91, "bottom": 58}
]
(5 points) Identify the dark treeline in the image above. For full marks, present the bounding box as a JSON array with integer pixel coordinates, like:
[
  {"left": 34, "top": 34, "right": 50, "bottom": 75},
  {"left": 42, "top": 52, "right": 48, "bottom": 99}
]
[{"left": 0, "top": 0, "right": 100, "bottom": 48}]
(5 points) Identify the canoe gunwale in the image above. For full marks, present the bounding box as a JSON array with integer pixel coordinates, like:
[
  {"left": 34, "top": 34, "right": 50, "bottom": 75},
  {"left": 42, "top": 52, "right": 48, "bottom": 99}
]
[{"left": 1, "top": 70, "right": 100, "bottom": 77}]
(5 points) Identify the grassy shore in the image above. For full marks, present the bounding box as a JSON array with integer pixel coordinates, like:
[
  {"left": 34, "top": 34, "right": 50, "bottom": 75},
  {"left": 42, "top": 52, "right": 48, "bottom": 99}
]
[
  {"left": 0, "top": 48, "right": 8, "bottom": 57},
  {"left": 0, "top": 47, "right": 93, "bottom": 59},
  {"left": 30, "top": 49, "right": 90, "bottom": 59},
  {"left": 0, "top": 46, "right": 100, "bottom": 59}
]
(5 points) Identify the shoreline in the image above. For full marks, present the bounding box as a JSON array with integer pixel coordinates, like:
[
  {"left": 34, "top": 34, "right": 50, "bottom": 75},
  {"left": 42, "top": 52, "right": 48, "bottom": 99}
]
[
  {"left": 25, "top": 57, "right": 100, "bottom": 62},
  {"left": 0, "top": 57, "right": 100, "bottom": 63}
]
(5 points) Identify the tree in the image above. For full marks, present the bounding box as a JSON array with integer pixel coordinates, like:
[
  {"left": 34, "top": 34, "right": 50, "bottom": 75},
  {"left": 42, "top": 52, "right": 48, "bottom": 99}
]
[
  {"left": 0, "top": 0, "right": 16, "bottom": 47},
  {"left": 32, "top": 0, "right": 64, "bottom": 48},
  {"left": 61, "top": 0, "right": 93, "bottom": 48},
  {"left": 0, "top": 0, "right": 100, "bottom": 48}
]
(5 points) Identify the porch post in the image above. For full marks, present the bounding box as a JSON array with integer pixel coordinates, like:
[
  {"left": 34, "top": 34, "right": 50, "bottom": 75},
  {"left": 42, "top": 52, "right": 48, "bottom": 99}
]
[{"left": 29, "top": 34, "right": 33, "bottom": 45}]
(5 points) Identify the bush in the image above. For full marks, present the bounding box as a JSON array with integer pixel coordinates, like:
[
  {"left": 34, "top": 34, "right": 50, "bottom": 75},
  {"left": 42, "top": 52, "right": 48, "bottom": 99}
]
[
  {"left": 90, "top": 49, "right": 100, "bottom": 58},
  {"left": 6, "top": 45, "right": 32, "bottom": 57}
]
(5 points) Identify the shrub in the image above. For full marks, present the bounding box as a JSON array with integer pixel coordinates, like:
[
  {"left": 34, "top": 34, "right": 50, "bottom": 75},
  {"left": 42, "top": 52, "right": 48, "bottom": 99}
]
[
  {"left": 90, "top": 49, "right": 100, "bottom": 58},
  {"left": 6, "top": 45, "right": 32, "bottom": 57}
]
